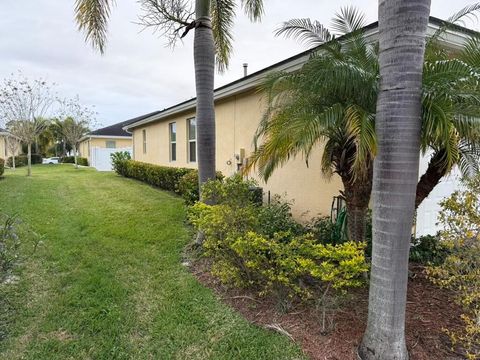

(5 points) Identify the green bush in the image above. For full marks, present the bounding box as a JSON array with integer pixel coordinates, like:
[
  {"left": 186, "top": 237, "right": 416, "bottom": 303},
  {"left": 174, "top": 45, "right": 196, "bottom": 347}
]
[
  {"left": 410, "top": 234, "right": 449, "bottom": 265},
  {"left": 7, "top": 155, "right": 26, "bottom": 167},
  {"left": 189, "top": 176, "right": 369, "bottom": 307},
  {"left": 0, "top": 159, "right": 4, "bottom": 176},
  {"left": 177, "top": 170, "right": 224, "bottom": 205},
  {"left": 190, "top": 200, "right": 368, "bottom": 303},
  {"left": 257, "top": 196, "right": 304, "bottom": 237},
  {"left": 61, "top": 156, "right": 88, "bottom": 166},
  {"left": 111, "top": 151, "right": 131, "bottom": 175},
  {"left": 6, "top": 154, "right": 42, "bottom": 167},
  {"left": 121, "top": 160, "right": 193, "bottom": 193}
]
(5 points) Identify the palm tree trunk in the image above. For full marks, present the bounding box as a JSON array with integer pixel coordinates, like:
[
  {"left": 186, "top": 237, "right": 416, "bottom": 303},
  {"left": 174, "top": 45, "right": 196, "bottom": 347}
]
[
  {"left": 194, "top": 0, "right": 216, "bottom": 187},
  {"left": 194, "top": 0, "right": 216, "bottom": 246},
  {"left": 359, "top": 1, "right": 431, "bottom": 359},
  {"left": 342, "top": 170, "right": 373, "bottom": 243},
  {"left": 27, "top": 143, "right": 32, "bottom": 177},
  {"left": 415, "top": 151, "right": 447, "bottom": 209}
]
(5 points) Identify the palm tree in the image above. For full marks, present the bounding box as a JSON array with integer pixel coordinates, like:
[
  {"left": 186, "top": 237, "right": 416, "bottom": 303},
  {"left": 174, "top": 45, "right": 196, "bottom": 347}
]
[
  {"left": 358, "top": 0, "right": 431, "bottom": 358},
  {"left": 74, "top": 0, "right": 264, "bottom": 188},
  {"left": 248, "top": 6, "right": 480, "bottom": 243}
]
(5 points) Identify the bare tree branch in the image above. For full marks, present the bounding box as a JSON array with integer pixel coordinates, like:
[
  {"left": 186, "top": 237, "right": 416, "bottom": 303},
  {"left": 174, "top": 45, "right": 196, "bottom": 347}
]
[{"left": 137, "top": 0, "right": 194, "bottom": 47}]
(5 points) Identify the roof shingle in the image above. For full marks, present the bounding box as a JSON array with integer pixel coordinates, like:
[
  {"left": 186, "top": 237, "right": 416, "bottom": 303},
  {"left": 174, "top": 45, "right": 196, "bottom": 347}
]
[{"left": 89, "top": 111, "right": 162, "bottom": 137}]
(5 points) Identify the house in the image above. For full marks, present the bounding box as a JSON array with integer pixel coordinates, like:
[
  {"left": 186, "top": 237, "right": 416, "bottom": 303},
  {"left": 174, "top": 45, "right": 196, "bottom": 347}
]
[
  {"left": 78, "top": 112, "right": 162, "bottom": 170},
  {"left": 0, "top": 128, "right": 21, "bottom": 161},
  {"left": 123, "top": 18, "right": 473, "bottom": 231}
]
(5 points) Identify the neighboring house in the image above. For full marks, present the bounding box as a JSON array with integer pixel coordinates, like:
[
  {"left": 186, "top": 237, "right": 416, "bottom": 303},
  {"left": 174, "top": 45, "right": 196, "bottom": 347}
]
[
  {"left": 124, "top": 18, "right": 473, "bottom": 229},
  {"left": 79, "top": 121, "right": 133, "bottom": 163},
  {"left": 79, "top": 112, "right": 161, "bottom": 170},
  {"left": 0, "top": 128, "right": 21, "bottom": 161}
]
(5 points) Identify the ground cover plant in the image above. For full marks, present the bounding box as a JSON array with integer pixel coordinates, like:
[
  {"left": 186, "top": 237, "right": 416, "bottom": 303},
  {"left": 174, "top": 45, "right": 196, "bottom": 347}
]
[{"left": 0, "top": 165, "right": 305, "bottom": 360}]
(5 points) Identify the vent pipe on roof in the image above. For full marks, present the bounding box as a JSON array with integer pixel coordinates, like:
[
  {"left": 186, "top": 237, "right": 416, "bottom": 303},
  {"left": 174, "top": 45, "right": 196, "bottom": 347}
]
[{"left": 243, "top": 63, "right": 248, "bottom": 77}]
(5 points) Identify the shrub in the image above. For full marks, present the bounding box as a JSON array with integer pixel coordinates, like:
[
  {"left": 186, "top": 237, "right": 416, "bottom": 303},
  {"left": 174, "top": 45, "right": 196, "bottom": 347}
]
[
  {"left": 426, "top": 175, "right": 480, "bottom": 359},
  {"left": 111, "top": 151, "right": 131, "bottom": 176},
  {"left": 307, "top": 215, "right": 346, "bottom": 245},
  {"left": 410, "top": 234, "right": 449, "bottom": 265},
  {"left": 61, "top": 156, "right": 88, "bottom": 166},
  {"left": 7, "top": 154, "right": 42, "bottom": 167},
  {"left": 232, "top": 232, "right": 368, "bottom": 299},
  {"left": 257, "top": 196, "right": 304, "bottom": 238},
  {"left": 177, "top": 170, "right": 224, "bottom": 205},
  {"left": 201, "top": 175, "right": 259, "bottom": 206},
  {"left": 0, "top": 159, "right": 4, "bottom": 176},
  {"left": 7, "top": 155, "right": 25, "bottom": 168},
  {"left": 121, "top": 160, "right": 193, "bottom": 193},
  {"left": 189, "top": 176, "right": 369, "bottom": 310}
]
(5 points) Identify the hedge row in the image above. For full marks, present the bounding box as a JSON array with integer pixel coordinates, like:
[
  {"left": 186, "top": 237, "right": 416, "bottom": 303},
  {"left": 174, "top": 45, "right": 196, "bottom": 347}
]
[
  {"left": 113, "top": 158, "right": 222, "bottom": 203},
  {"left": 120, "top": 160, "right": 193, "bottom": 192},
  {"left": 61, "top": 156, "right": 89, "bottom": 166},
  {"left": 0, "top": 159, "right": 4, "bottom": 176},
  {"left": 7, "top": 154, "right": 42, "bottom": 168}
]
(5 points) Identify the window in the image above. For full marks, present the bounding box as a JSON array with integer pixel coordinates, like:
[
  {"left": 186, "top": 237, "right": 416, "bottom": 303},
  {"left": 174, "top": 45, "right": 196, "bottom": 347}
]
[
  {"left": 106, "top": 140, "right": 116, "bottom": 149},
  {"left": 142, "top": 129, "right": 147, "bottom": 154},
  {"left": 187, "top": 118, "right": 196, "bottom": 162},
  {"left": 169, "top": 122, "right": 177, "bottom": 161}
]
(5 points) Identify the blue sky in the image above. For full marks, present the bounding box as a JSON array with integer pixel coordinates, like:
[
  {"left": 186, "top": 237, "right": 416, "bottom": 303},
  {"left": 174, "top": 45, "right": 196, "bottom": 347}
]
[{"left": 0, "top": 0, "right": 478, "bottom": 128}]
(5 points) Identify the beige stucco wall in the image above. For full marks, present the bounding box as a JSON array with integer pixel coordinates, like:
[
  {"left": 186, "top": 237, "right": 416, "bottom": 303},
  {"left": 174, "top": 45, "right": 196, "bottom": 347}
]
[
  {"left": 78, "top": 137, "right": 132, "bottom": 163},
  {"left": 0, "top": 135, "right": 21, "bottom": 160},
  {"left": 131, "top": 90, "right": 343, "bottom": 219}
]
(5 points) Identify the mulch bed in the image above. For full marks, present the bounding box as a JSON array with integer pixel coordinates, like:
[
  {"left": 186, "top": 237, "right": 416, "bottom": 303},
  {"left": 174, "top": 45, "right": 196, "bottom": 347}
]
[{"left": 190, "top": 259, "right": 465, "bottom": 360}]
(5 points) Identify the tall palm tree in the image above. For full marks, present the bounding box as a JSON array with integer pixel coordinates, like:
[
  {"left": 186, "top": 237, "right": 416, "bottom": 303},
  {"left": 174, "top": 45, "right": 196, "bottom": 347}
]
[
  {"left": 248, "top": 6, "right": 480, "bottom": 243},
  {"left": 358, "top": 0, "right": 431, "bottom": 358},
  {"left": 74, "top": 0, "right": 264, "bottom": 188}
]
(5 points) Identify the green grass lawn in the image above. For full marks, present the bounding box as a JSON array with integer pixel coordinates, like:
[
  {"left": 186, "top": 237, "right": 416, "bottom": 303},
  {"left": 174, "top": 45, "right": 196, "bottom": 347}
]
[{"left": 0, "top": 165, "right": 304, "bottom": 360}]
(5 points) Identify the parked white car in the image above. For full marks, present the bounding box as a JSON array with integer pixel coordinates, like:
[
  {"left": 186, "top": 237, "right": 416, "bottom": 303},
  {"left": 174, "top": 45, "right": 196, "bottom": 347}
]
[{"left": 42, "top": 157, "right": 60, "bottom": 165}]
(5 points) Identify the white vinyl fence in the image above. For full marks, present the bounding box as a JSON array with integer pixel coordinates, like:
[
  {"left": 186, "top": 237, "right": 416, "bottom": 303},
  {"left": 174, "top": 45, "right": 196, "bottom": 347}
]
[{"left": 90, "top": 147, "right": 132, "bottom": 172}]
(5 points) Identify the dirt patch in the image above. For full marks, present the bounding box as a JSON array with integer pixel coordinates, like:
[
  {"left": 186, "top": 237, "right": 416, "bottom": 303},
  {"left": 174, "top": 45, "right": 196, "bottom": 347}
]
[{"left": 191, "top": 260, "right": 465, "bottom": 360}]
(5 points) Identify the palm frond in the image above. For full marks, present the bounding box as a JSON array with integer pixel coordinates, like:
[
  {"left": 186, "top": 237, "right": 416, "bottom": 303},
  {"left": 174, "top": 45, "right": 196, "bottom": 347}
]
[
  {"left": 457, "top": 141, "right": 480, "bottom": 175},
  {"left": 428, "top": 3, "right": 480, "bottom": 47},
  {"left": 75, "top": 0, "right": 116, "bottom": 53},
  {"left": 241, "top": 0, "right": 264, "bottom": 22},
  {"left": 460, "top": 35, "right": 480, "bottom": 68},
  {"left": 211, "top": 0, "right": 235, "bottom": 72},
  {"left": 344, "top": 105, "right": 376, "bottom": 179},
  {"left": 331, "top": 6, "right": 366, "bottom": 35},
  {"left": 275, "top": 18, "right": 334, "bottom": 48}
]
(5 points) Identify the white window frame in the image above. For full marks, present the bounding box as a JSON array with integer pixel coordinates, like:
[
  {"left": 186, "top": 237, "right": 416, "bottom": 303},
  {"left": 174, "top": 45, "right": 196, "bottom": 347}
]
[
  {"left": 169, "top": 122, "right": 177, "bottom": 162},
  {"left": 187, "top": 118, "right": 196, "bottom": 163},
  {"left": 142, "top": 129, "right": 147, "bottom": 154}
]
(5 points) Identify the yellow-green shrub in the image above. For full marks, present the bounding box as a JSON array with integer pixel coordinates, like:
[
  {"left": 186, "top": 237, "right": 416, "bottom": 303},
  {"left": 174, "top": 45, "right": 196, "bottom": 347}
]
[
  {"left": 189, "top": 176, "right": 369, "bottom": 306},
  {"left": 231, "top": 232, "right": 368, "bottom": 301},
  {"left": 426, "top": 175, "right": 480, "bottom": 359}
]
